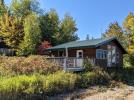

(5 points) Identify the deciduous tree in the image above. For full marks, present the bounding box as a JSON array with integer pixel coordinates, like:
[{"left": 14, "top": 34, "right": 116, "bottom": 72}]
[
  {"left": 10, "top": 0, "right": 43, "bottom": 17},
  {"left": 123, "top": 12, "right": 134, "bottom": 66},
  {"left": 103, "top": 22, "right": 124, "bottom": 42},
  {"left": 0, "top": 12, "right": 23, "bottom": 48},
  {"left": 17, "top": 13, "right": 41, "bottom": 56}
]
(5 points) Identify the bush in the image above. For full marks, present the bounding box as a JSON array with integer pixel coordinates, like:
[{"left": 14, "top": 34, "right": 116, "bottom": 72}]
[
  {"left": 0, "top": 55, "right": 61, "bottom": 75},
  {"left": 79, "top": 68, "right": 111, "bottom": 88},
  {"left": 80, "top": 72, "right": 98, "bottom": 88},
  {"left": 94, "top": 68, "right": 111, "bottom": 84},
  {"left": 129, "top": 54, "right": 134, "bottom": 66},
  {"left": 42, "top": 71, "right": 80, "bottom": 94},
  {"left": 83, "top": 58, "right": 93, "bottom": 71}
]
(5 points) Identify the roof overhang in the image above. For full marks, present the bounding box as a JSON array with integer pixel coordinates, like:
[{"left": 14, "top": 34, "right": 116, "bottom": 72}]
[{"left": 46, "top": 37, "right": 127, "bottom": 54}]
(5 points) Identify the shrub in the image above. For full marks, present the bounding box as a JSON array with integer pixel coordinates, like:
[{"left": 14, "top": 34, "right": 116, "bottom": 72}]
[
  {"left": 80, "top": 68, "right": 111, "bottom": 88},
  {"left": 80, "top": 72, "right": 98, "bottom": 88},
  {"left": 42, "top": 71, "right": 80, "bottom": 94},
  {"left": 83, "top": 58, "right": 93, "bottom": 71},
  {"left": 0, "top": 55, "right": 61, "bottom": 75},
  {"left": 94, "top": 68, "right": 111, "bottom": 84},
  {"left": 129, "top": 54, "right": 134, "bottom": 66}
]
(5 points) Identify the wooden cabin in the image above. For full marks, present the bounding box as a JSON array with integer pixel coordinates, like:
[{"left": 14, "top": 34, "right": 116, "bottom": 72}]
[{"left": 46, "top": 37, "right": 127, "bottom": 71}]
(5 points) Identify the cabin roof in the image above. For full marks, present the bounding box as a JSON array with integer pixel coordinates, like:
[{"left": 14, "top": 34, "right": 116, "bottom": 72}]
[{"left": 47, "top": 37, "right": 127, "bottom": 54}]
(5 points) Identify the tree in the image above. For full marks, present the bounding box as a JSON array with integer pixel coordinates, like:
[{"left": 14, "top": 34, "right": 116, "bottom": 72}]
[
  {"left": 123, "top": 13, "right": 134, "bottom": 53},
  {"left": 103, "top": 22, "right": 124, "bottom": 42},
  {"left": 123, "top": 12, "right": 134, "bottom": 66},
  {"left": 59, "top": 14, "right": 78, "bottom": 44},
  {"left": 40, "top": 11, "right": 78, "bottom": 46},
  {"left": 0, "top": 12, "right": 23, "bottom": 48},
  {"left": 10, "top": 0, "right": 43, "bottom": 17},
  {"left": 0, "top": 0, "right": 6, "bottom": 15},
  {"left": 17, "top": 13, "right": 41, "bottom": 56},
  {"left": 39, "top": 9, "right": 60, "bottom": 45},
  {"left": 0, "top": 0, "right": 4, "bottom": 5},
  {"left": 37, "top": 41, "right": 52, "bottom": 55},
  {"left": 0, "top": 0, "right": 43, "bottom": 49},
  {"left": 86, "top": 34, "right": 90, "bottom": 40}
]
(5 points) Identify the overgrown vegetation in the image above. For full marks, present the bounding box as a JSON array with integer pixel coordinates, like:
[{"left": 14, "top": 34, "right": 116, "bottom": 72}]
[
  {"left": 0, "top": 56, "right": 134, "bottom": 99},
  {"left": 0, "top": 55, "right": 61, "bottom": 75}
]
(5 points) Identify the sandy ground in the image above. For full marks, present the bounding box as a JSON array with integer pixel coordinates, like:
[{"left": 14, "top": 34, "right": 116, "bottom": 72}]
[{"left": 83, "top": 86, "right": 134, "bottom": 100}]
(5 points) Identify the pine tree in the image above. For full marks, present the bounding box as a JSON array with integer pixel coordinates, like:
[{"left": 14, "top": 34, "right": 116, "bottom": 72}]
[{"left": 86, "top": 34, "right": 90, "bottom": 40}]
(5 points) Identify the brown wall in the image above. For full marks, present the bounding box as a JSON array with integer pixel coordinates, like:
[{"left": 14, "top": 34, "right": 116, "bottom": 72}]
[{"left": 50, "top": 40, "right": 124, "bottom": 67}]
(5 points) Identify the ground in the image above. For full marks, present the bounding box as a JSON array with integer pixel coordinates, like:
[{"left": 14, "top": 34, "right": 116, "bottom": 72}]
[
  {"left": 83, "top": 86, "right": 134, "bottom": 100},
  {"left": 50, "top": 85, "right": 134, "bottom": 100}
]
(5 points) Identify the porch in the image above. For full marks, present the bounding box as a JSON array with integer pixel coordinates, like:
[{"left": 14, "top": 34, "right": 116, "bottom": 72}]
[{"left": 46, "top": 57, "right": 95, "bottom": 71}]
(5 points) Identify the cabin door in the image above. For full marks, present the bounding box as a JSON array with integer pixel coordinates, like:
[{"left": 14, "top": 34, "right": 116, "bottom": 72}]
[
  {"left": 76, "top": 50, "right": 83, "bottom": 67},
  {"left": 107, "top": 45, "right": 116, "bottom": 67}
]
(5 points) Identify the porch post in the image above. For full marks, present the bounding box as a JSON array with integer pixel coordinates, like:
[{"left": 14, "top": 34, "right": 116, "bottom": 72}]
[
  {"left": 64, "top": 47, "right": 68, "bottom": 71},
  {"left": 65, "top": 47, "right": 68, "bottom": 57}
]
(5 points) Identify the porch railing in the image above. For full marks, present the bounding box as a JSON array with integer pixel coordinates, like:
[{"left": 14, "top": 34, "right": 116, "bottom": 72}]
[{"left": 46, "top": 57, "right": 95, "bottom": 70}]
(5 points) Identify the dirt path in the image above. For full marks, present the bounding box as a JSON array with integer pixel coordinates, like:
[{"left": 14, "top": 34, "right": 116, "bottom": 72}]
[{"left": 83, "top": 86, "right": 134, "bottom": 100}]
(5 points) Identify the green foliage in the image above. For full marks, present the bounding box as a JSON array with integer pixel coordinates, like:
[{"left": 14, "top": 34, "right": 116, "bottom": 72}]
[
  {"left": 0, "top": 0, "right": 6, "bottom": 15},
  {"left": 10, "top": 0, "right": 43, "bottom": 17},
  {"left": 83, "top": 58, "right": 93, "bottom": 71},
  {"left": 0, "top": 1, "right": 79, "bottom": 54},
  {"left": 0, "top": 0, "right": 4, "bottom": 5},
  {"left": 80, "top": 68, "right": 111, "bottom": 88},
  {"left": 123, "top": 13, "right": 134, "bottom": 66},
  {"left": 103, "top": 22, "right": 124, "bottom": 42},
  {"left": 0, "top": 74, "right": 42, "bottom": 94},
  {"left": 39, "top": 9, "right": 60, "bottom": 46},
  {"left": 0, "top": 13, "right": 23, "bottom": 48},
  {"left": 0, "top": 55, "right": 61, "bottom": 75},
  {"left": 58, "top": 14, "right": 78, "bottom": 44},
  {"left": 80, "top": 72, "right": 98, "bottom": 88},
  {"left": 17, "top": 13, "right": 41, "bottom": 55},
  {"left": 42, "top": 71, "right": 80, "bottom": 94},
  {"left": 0, "top": 71, "right": 79, "bottom": 98},
  {"left": 39, "top": 11, "right": 78, "bottom": 46},
  {"left": 129, "top": 54, "right": 134, "bottom": 66}
]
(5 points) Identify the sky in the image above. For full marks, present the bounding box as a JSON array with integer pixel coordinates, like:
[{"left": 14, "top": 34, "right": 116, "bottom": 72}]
[{"left": 4, "top": 0, "right": 134, "bottom": 40}]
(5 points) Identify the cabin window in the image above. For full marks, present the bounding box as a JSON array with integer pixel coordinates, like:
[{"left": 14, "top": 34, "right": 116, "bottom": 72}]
[
  {"left": 96, "top": 49, "right": 102, "bottom": 59},
  {"left": 116, "top": 52, "right": 119, "bottom": 63},
  {"left": 103, "top": 50, "right": 107, "bottom": 59},
  {"left": 96, "top": 49, "right": 107, "bottom": 59}
]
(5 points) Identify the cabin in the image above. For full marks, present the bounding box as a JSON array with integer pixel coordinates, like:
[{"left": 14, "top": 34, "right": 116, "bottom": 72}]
[
  {"left": 0, "top": 37, "right": 14, "bottom": 56},
  {"left": 46, "top": 37, "right": 127, "bottom": 71}
]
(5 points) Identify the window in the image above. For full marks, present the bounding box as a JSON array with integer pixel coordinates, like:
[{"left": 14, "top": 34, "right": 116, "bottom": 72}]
[
  {"left": 116, "top": 52, "right": 119, "bottom": 63},
  {"left": 96, "top": 49, "right": 102, "bottom": 59},
  {"left": 103, "top": 50, "right": 107, "bottom": 59},
  {"left": 96, "top": 49, "right": 107, "bottom": 59}
]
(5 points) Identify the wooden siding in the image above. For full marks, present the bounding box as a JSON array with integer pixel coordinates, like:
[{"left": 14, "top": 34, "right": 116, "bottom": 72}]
[{"left": 50, "top": 40, "right": 124, "bottom": 67}]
